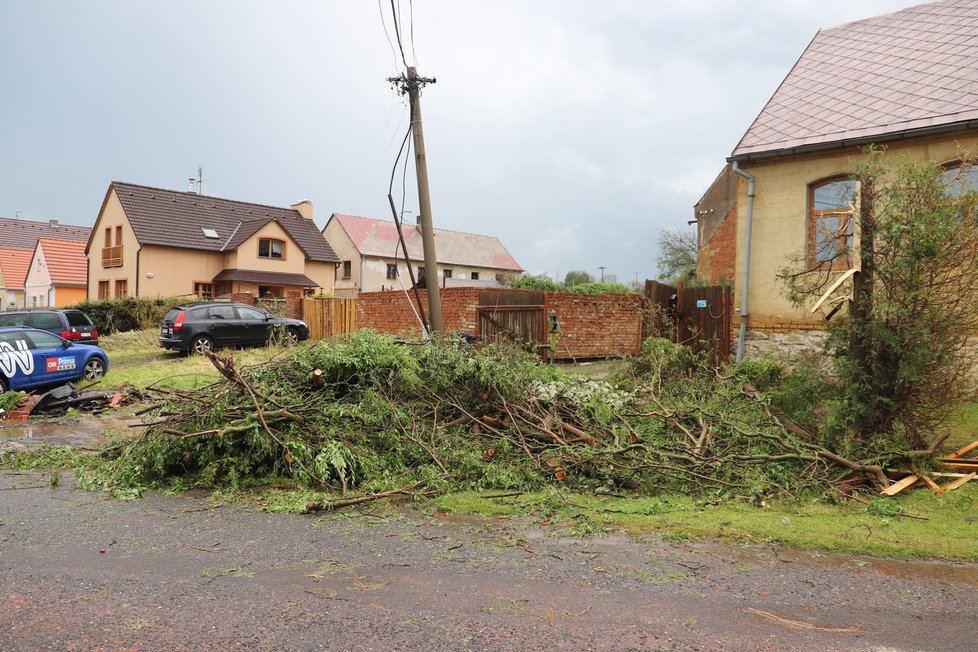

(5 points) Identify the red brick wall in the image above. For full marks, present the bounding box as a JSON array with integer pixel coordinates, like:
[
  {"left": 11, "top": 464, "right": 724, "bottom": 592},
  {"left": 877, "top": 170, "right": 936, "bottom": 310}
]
[
  {"left": 698, "top": 203, "right": 737, "bottom": 284},
  {"left": 357, "top": 287, "right": 644, "bottom": 358},
  {"left": 231, "top": 292, "right": 256, "bottom": 306},
  {"left": 545, "top": 292, "right": 644, "bottom": 358},
  {"left": 285, "top": 289, "right": 303, "bottom": 320}
]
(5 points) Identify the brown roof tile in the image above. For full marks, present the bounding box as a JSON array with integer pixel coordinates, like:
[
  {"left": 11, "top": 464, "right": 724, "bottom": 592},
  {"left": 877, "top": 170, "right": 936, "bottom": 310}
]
[
  {"left": 109, "top": 182, "right": 340, "bottom": 263},
  {"left": 0, "top": 217, "right": 91, "bottom": 251},
  {"left": 732, "top": 0, "right": 978, "bottom": 159}
]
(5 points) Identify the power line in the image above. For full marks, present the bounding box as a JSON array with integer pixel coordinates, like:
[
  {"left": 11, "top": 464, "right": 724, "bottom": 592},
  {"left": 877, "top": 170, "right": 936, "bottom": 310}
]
[
  {"left": 389, "top": 0, "right": 409, "bottom": 69},
  {"left": 377, "top": 0, "right": 401, "bottom": 74}
]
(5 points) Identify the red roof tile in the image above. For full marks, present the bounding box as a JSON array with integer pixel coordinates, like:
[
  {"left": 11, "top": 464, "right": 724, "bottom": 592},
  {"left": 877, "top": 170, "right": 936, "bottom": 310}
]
[
  {"left": 330, "top": 214, "right": 522, "bottom": 271},
  {"left": 732, "top": 0, "right": 978, "bottom": 159},
  {"left": 36, "top": 238, "right": 87, "bottom": 286},
  {"left": 0, "top": 248, "right": 33, "bottom": 290}
]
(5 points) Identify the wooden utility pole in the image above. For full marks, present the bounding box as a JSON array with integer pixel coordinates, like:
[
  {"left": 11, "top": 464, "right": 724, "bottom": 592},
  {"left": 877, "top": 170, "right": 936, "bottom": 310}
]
[{"left": 388, "top": 67, "right": 442, "bottom": 334}]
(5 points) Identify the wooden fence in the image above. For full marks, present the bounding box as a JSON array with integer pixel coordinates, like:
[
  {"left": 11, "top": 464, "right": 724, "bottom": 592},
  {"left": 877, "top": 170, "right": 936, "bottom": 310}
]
[
  {"left": 302, "top": 297, "right": 357, "bottom": 340},
  {"left": 644, "top": 280, "right": 733, "bottom": 361}
]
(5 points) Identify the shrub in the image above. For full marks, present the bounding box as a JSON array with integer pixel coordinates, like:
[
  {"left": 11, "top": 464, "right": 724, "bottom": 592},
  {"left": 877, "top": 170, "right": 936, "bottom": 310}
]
[{"left": 74, "top": 296, "right": 202, "bottom": 335}]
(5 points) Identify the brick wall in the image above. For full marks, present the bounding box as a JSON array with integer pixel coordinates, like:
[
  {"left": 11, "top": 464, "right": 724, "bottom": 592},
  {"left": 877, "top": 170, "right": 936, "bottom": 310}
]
[
  {"left": 698, "top": 203, "right": 737, "bottom": 284},
  {"left": 285, "top": 289, "right": 303, "bottom": 320},
  {"left": 357, "top": 287, "right": 645, "bottom": 358},
  {"left": 231, "top": 292, "right": 256, "bottom": 306},
  {"left": 545, "top": 292, "right": 644, "bottom": 358}
]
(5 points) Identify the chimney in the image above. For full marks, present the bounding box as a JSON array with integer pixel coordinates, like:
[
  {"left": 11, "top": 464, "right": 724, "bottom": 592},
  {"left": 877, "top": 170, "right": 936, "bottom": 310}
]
[
  {"left": 49, "top": 219, "right": 59, "bottom": 229},
  {"left": 291, "top": 199, "right": 313, "bottom": 220}
]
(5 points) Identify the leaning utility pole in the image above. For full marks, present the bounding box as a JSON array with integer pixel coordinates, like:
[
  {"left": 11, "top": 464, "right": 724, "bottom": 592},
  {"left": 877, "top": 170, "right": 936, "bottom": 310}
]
[{"left": 388, "top": 66, "right": 443, "bottom": 334}]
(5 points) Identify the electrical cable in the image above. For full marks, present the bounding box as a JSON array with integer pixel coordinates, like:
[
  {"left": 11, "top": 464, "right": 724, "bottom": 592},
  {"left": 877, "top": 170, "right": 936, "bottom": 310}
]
[
  {"left": 377, "top": 0, "right": 401, "bottom": 74},
  {"left": 390, "top": 0, "right": 409, "bottom": 69},
  {"left": 386, "top": 122, "right": 429, "bottom": 333},
  {"left": 408, "top": 0, "right": 418, "bottom": 67}
]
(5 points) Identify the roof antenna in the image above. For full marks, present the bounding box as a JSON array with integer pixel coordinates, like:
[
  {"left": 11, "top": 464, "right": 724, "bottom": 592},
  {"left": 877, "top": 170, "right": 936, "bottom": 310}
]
[{"left": 188, "top": 166, "right": 203, "bottom": 194}]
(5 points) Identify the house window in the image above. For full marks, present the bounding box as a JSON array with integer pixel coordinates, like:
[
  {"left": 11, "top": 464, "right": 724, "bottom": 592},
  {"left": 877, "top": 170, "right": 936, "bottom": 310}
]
[
  {"left": 941, "top": 161, "right": 978, "bottom": 198},
  {"left": 98, "top": 280, "right": 110, "bottom": 300},
  {"left": 115, "top": 279, "right": 128, "bottom": 298},
  {"left": 194, "top": 282, "right": 215, "bottom": 300},
  {"left": 104, "top": 228, "right": 111, "bottom": 247},
  {"left": 115, "top": 225, "right": 123, "bottom": 246},
  {"left": 258, "top": 238, "right": 284, "bottom": 259},
  {"left": 342, "top": 261, "right": 352, "bottom": 278},
  {"left": 470, "top": 272, "right": 479, "bottom": 280},
  {"left": 808, "top": 177, "right": 856, "bottom": 269},
  {"left": 443, "top": 269, "right": 452, "bottom": 279},
  {"left": 386, "top": 264, "right": 398, "bottom": 280}
]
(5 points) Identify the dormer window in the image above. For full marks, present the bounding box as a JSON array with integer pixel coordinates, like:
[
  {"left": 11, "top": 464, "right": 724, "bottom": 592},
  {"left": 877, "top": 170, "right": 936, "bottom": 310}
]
[
  {"left": 201, "top": 227, "right": 219, "bottom": 239},
  {"left": 259, "top": 238, "right": 284, "bottom": 259}
]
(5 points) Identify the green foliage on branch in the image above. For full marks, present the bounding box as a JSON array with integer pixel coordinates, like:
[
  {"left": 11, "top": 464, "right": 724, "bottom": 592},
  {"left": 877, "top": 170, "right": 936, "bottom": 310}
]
[
  {"left": 85, "top": 330, "right": 849, "bottom": 502},
  {"left": 779, "top": 147, "right": 978, "bottom": 447}
]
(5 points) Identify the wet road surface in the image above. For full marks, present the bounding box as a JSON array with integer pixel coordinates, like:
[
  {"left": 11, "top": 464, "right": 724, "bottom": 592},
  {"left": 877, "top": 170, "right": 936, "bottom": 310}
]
[{"left": 1, "top": 472, "right": 977, "bottom": 650}]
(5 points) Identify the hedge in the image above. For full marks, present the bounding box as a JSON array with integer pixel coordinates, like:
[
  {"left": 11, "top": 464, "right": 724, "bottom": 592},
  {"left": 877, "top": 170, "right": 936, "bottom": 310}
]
[{"left": 73, "top": 297, "right": 202, "bottom": 335}]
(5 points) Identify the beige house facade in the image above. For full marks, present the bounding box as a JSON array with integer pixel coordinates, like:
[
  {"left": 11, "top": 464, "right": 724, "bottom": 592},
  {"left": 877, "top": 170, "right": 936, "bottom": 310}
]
[
  {"left": 696, "top": 0, "right": 978, "bottom": 358},
  {"left": 87, "top": 182, "right": 340, "bottom": 301},
  {"left": 324, "top": 213, "right": 523, "bottom": 298}
]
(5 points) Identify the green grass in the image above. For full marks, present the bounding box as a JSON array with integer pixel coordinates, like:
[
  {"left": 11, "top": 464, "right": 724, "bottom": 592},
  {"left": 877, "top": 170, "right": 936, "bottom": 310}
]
[
  {"left": 92, "top": 329, "right": 300, "bottom": 391},
  {"left": 434, "top": 487, "right": 978, "bottom": 561}
]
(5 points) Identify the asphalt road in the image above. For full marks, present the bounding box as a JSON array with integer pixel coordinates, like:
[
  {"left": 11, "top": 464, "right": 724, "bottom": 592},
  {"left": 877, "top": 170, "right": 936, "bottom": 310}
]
[{"left": 1, "top": 471, "right": 975, "bottom": 651}]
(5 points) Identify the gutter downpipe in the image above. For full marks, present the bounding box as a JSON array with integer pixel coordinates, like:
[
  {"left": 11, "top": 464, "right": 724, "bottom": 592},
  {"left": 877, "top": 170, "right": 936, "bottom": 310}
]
[{"left": 732, "top": 161, "right": 755, "bottom": 363}]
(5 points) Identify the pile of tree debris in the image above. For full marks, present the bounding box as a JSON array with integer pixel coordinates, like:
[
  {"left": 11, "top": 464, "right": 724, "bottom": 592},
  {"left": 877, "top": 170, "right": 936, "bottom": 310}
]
[{"left": 92, "top": 332, "right": 950, "bottom": 510}]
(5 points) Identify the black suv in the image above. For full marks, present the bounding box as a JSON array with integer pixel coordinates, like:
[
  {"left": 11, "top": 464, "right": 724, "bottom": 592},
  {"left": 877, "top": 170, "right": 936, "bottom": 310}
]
[
  {"left": 159, "top": 302, "right": 309, "bottom": 354},
  {"left": 0, "top": 309, "right": 100, "bottom": 345}
]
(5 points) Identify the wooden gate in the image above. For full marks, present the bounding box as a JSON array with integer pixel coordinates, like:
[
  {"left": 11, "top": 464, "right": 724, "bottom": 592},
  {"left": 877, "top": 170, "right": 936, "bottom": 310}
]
[
  {"left": 302, "top": 297, "right": 357, "bottom": 340},
  {"left": 644, "top": 280, "right": 732, "bottom": 360},
  {"left": 476, "top": 290, "right": 546, "bottom": 347}
]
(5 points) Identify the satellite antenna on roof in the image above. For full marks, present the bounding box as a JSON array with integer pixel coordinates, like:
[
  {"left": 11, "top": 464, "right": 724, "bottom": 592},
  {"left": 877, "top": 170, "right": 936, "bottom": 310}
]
[{"left": 188, "top": 166, "right": 203, "bottom": 195}]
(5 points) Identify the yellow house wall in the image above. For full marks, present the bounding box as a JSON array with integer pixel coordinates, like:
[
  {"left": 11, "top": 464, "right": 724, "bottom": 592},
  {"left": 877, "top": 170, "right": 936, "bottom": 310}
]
[
  {"left": 230, "top": 223, "right": 308, "bottom": 274},
  {"left": 87, "top": 189, "right": 141, "bottom": 299},
  {"left": 54, "top": 286, "right": 86, "bottom": 307},
  {"left": 139, "top": 246, "right": 226, "bottom": 298},
  {"left": 734, "top": 132, "right": 978, "bottom": 330}
]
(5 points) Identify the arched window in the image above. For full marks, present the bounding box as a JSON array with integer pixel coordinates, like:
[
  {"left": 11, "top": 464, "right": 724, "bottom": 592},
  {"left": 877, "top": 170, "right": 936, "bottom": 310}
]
[
  {"left": 941, "top": 161, "right": 978, "bottom": 197},
  {"left": 808, "top": 177, "right": 857, "bottom": 269}
]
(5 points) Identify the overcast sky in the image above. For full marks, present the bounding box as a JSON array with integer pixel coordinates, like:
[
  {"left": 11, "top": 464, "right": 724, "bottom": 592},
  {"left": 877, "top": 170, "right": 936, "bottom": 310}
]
[{"left": 0, "top": 0, "right": 921, "bottom": 283}]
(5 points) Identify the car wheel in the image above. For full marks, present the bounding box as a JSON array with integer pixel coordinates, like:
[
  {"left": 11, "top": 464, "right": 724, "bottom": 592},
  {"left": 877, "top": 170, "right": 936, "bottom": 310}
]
[
  {"left": 191, "top": 335, "right": 214, "bottom": 355},
  {"left": 0, "top": 375, "right": 8, "bottom": 393},
  {"left": 83, "top": 358, "right": 106, "bottom": 381},
  {"left": 286, "top": 327, "right": 301, "bottom": 345}
]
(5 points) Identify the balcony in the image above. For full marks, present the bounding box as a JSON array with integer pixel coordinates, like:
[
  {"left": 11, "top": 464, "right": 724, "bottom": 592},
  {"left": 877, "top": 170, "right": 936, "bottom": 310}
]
[{"left": 102, "top": 245, "right": 123, "bottom": 268}]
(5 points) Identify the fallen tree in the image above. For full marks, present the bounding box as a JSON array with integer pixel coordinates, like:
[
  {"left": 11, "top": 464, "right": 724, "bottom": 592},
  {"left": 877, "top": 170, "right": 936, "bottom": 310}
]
[{"left": 88, "top": 331, "right": 945, "bottom": 508}]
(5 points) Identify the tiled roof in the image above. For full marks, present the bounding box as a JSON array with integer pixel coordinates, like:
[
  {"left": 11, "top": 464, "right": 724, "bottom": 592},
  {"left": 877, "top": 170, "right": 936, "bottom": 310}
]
[
  {"left": 109, "top": 182, "right": 340, "bottom": 263},
  {"left": 36, "top": 238, "right": 88, "bottom": 286},
  {"left": 0, "top": 248, "right": 33, "bottom": 290},
  {"left": 330, "top": 214, "right": 523, "bottom": 271},
  {"left": 732, "top": 0, "right": 978, "bottom": 159},
  {"left": 0, "top": 217, "right": 91, "bottom": 251},
  {"left": 211, "top": 269, "right": 318, "bottom": 287}
]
